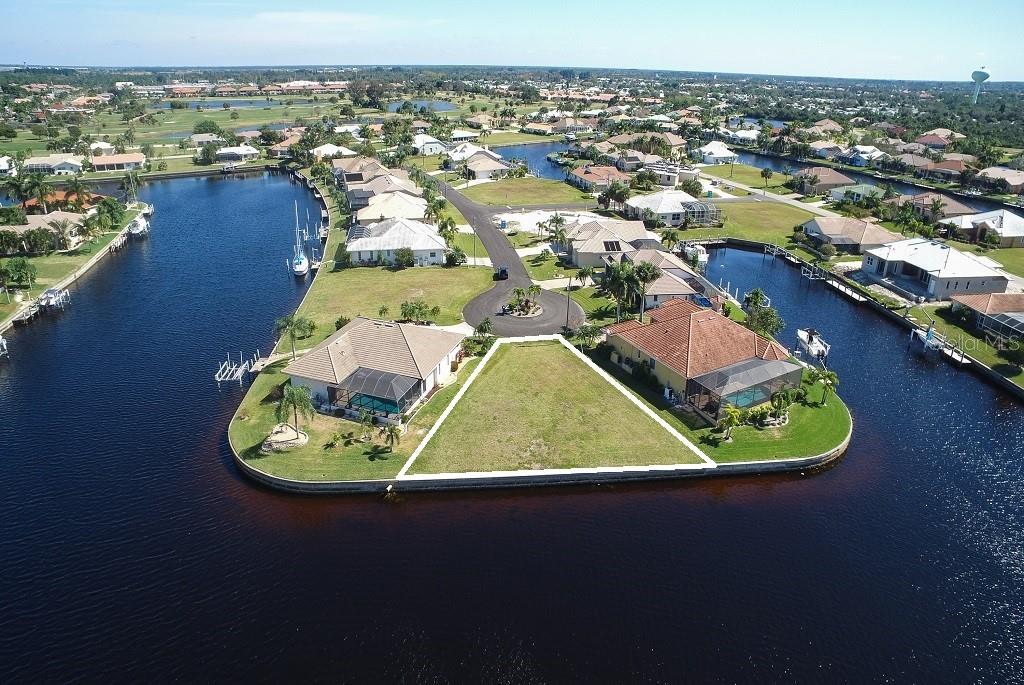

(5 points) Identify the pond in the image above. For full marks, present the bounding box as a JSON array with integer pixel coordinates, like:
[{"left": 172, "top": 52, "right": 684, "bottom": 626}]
[{"left": 386, "top": 99, "right": 457, "bottom": 113}]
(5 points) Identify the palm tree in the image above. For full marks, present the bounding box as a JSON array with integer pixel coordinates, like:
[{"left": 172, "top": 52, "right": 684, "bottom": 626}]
[
  {"left": 359, "top": 409, "right": 374, "bottom": 442},
  {"left": 24, "top": 173, "right": 54, "bottom": 214},
  {"left": 64, "top": 175, "right": 90, "bottom": 212},
  {"left": 576, "top": 323, "right": 602, "bottom": 350},
  {"left": 379, "top": 424, "right": 402, "bottom": 452},
  {"left": 276, "top": 383, "right": 315, "bottom": 441},
  {"left": 511, "top": 286, "right": 527, "bottom": 312},
  {"left": 760, "top": 167, "right": 774, "bottom": 190},
  {"left": 47, "top": 218, "right": 75, "bottom": 250},
  {"left": 475, "top": 317, "right": 493, "bottom": 337},
  {"left": 604, "top": 261, "right": 633, "bottom": 322},
  {"left": 1, "top": 175, "right": 29, "bottom": 209},
  {"left": 78, "top": 213, "right": 102, "bottom": 243},
  {"left": 817, "top": 369, "right": 839, "bottom": 406},
  {"left": 630, "top": 261, "right": 662, "bottom": 323},
  {"left": 576, "top": 264, "right": 595, "bottom": 291},
  {"left": 378, "top": 304, "right": 390, "bottom": 318},
  {"left": 275, "top": 314, "right": 316, "bottom": 360},
  {"left": 661, "top": 229, "right": 680, "bottom": 252},
  {"left": 527, "top": 283, "right": 542, "bottom": 308},
  {"left": 437, "top": 216, "right": 457, "bottom": 246},
  {"left": 928, "top": 197, "right": 945, "bottom": 223},
  {"left": 549, "top": 225, "right": 568, "bottom": 252},
  {"left": 425, "top": 196, "right": 448, "bottom": 224},
  {"left": 770, "top": 389, "right": 793, "bottom": 419},
  {"left": 718, "top": 405, "right": 743, "bottom": 441}
]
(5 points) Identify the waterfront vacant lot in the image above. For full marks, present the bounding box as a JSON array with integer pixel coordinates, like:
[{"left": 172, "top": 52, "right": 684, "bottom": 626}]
[
  {"left": 230, "top": 358, "right": 480, "bottom": 481},
  {"left": 703, "top": 163, "right": 792, "bottom": 194},
  {"left": 408, "top": 341, "right": 704, "bottom": 474},
  {"left": 679, "top": 201, "right": 813, "bottom": 250},
  {"left": 461, "top": 178, "right": 592, "bottom": 206}
]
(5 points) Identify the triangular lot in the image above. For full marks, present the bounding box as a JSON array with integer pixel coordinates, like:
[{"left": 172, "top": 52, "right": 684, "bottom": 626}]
[{"left": 403, "top": 338, "right": 710, "bottom": 476}]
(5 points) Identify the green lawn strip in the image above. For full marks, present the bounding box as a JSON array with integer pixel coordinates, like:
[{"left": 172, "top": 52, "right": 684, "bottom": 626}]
[
  {"left": 461, "top": 178, "right": 591, "bottom": 206},
  {"left": 408, "top": 154, "right": 445, "bottom": 172},
  {"left": 676, "top": 201, "right": 813, "bottom": 249},
  {"left": 522, "top": 251, "right": 579, "bottom": 280},
  {"left": 570, "top": 286, "right": 618, "bottom": 325},
  {"left": 288, "top": 266, "right": 493, "bottom": 348},
  {"left": 981, "top": 246, "right": 1024, "bottom": 279},
  {"left": 451, "top": 232, "right": 488, "bottom": 259},
  {"left": 229, "top": 357, "right": 481, "bottom": 482},
  {"left": 441, "top": 204, "right": 467, "bottom": 225},
  {"left": 408, "top": 341, "right": 703, "bottom": 474},
  {"left": 506, "top": 231, "right": 549, "bottom": 248},
  {"left": 703, "top": 163, "right": 792, "bottom": 193},
  {"left": 592, "top": 356, "right": 852, "bottom": 463},
  {"left": 909, "top": 304, "right": 1023, "bottom": 386}
]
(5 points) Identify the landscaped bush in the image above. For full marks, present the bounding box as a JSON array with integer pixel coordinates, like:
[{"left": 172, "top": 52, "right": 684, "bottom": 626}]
[{"left": 393, "top": 247, "right": 416, "bottom": 269}]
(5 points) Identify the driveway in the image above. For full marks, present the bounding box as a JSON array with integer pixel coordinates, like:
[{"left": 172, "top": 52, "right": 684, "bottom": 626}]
[{"left": 439, "top": 179, "right": 586, "bottom": 335}]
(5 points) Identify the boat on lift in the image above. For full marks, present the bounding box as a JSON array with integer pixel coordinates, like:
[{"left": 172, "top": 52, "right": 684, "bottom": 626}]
[
  {"left": 0, "top": 335, "right": 8, "bottom": 359},
  {"left": 797, "top": 328, "right": 831, "bottom": 362},
  {"left": 290, "top": 201, "right": 309, "bottom": 277},
  {"left": 128, "top": 216, "right": 150, "bottom": 237},
  {"left": 683, "top": 243, "right": 709, "bottom": 266}
]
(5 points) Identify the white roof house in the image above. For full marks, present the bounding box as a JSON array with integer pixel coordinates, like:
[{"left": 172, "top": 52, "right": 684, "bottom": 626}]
[
  {"left": 0, "top": 155, "right": 15, "bottom": 177},
  {"left": 626, "top": 190, "right": 699, "bottom": 215},
  {"left": 450, "top": 129, "right": 479, "bottom": 142},
  {"left": 942, "top": 209, "right": 1024, "bottom": 247},
  {"left": 447, "top": 142, "right": 500, "bottom": 163},
  {"left": 346, "top": 217, "right": 447, "bottom": 265},
  {"left": 866, "top": 239, "right": 1003, "bottom": 279},
  {"left": 412, "top": 134, "right": 446, "bottom": 156},
  {"left": 215, "top": 144, "right": 260, "bottom": 161},
  {"left": 355, "top": 192, "right": 429, "bottom": 222},
  {"left": 89, "top": 141, "right": 116, "bottom": 156},
  {"left": 624, "top": 190, "right": 722, "bottom": 227},
  {"left": 864, "top": 238, "right": 1010, "bottom": 299},
  {"left": 22, "top": 153, "right": 85, "bottom": 175},
  {"left": 726, "top": 129, "right": 759, "bottom": 144},
  {"left": 698, "top": 141, "right": 738, "bottom": 165},
  {"left": 311, "top": 143, "right": 357, "bottom": 159}
]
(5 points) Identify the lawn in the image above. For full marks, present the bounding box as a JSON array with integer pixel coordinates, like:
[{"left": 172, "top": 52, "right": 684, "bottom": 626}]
[
  {"left": 985, "top": 246, "right": 1024, "bottom": 279},
  {"left": 461, "top": 178, "right": 592, "bottom": 206},
  {"left": 594, "top": 356, "right": 853, "bottom": 464},
  {"left": 229, "top": 357, "right": 481, "bottom": 482},
  {"left": 289, "top": 265, "right": 493, "bottom": 347},
  {"left": 570, "top": 286, "right": 618, "bottom": 326},
  {"left": 506, "top": 231, "right": 549, "bottom": 248},
  {"left": 522, "top": 251, "right": 579, "bottom": 280},
  {"left": 451, "top": 231, "right": 488, "bottom": 259},
  {"left": 408, "top": 154, "right": 445, "bottom": 172},
  {"left": 909, "top": 304, "right": 1023, "bottom": 387},
  {"left": 703, "top": 163, "right": 792, "bottom": 194},
  {"left": 682, "top": 201, "right": 813, "bottom": 248},
  {"left": 408, "top": 341, "right": 704, "bottom": 474}
]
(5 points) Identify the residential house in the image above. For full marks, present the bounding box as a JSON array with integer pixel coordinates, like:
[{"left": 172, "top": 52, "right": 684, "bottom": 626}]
[
  {"left": 607, "top": 132, "right": 686, "bottom": 151},
  {"left": 0, "top": 156, "right": 16, "bottom": 177},
  {"left": 941, "top": 209, "right": 1024, "bottom": 248},
  {"left": 835, "top": 145, "right": 889, "bottom": 167},
  {"left": 282, "top": 317, "right": 465, "bottom": 422},
  {"left": 828, "top": 184, "right": 885, "bottom": 203},
  {"left": 189, "top": 133, "right": 226, "bottom": 148},
  {"left": 809, "top": 140, "right": 843, "bottom": 159},
  {"left": 801, "top": 216, "right": 901, "bottom": 253},
  {"left": 914, "top": 133, "right": 951, "bottom": 150},
  {"left": 563, "top": 218, "right": 660, "bottom": 267},
  {"left": 89, "top": 141, "right": 116, "bottom": 157},
  {"left": 794, "top": 166, "right": 856, "bottom": 194},
  {"left": 523, "top": 122, "right": 554, "bottom": 136},
  {"left": 354, "top": 192, "right": 429, "bottom": 223},
  {"left": 12, "top": 211, "right": 86, "bottom": 250},
  {"left": 894, "top": 153, "right": 933, "bottom": 171},
  {"left": 978, "top": 166, "right": 1024, "bottom": 192},
  {"left": 464, "top": 153, "right": 511, "bottom": 180},
  {"left": 22, "top": 153, "right": 85, "bottom": 176},
  {"left": 725, "top": 129, "right": 759, "bottom": 145},
  {"left": 621, "top": 250, "right": 705, "bottom": 309},
  {"left": 871, "top": 121, "right": 907, "bottom": 136},
  {"left": 697, "top": 141, "right": 738, "bottom": 165},
  {"left": 552, "top": 117, "right": 593, "bottom": 135},
  {"left": 90, "top": 152, "right": 147, "bottom": 172},
  {"left": 604, "top": 299, "right": 802, "bottom": 419},
  {"left": 446, "top": 142, "right": 501, "bottom": 164},
  {"left": 568, "top": 164, "right": 631, "bottom": 192},
  {"left": 346, "top": 174, "right": 421, "bottom": 209},
  {"left": 269, "top": 134, "right": 301, "bottom": 158},
  {"left": 624, "top": 190, "right": 722, "bottom": 227},
  {"left": 215, "top": 145, "right": 260, "bottom": 162},
  {"left": 921, "top": 159, "right": 971, "bottom": 182},
  {"left": 922, "top": 128, "right": 965, "bottom": 141},
  {"left": 450, "top": 129, "right": 479, "bottom": 142},
  {"left": 411, "top": 134, "right": 446, "bottom": 156},
  {"left": 813, "top": 118, "right": 844, "bottom": 134},
  {"left": 885, "top": 191, "right": 975, "bottom": 221},
  {"left": 642, "top": 161, "right": 699, "bottom": 187},
  {"left": 863, "top": 238, "right": 1009, "bottom": 300},
  {"left": 346, "top": 217, "right": 447, "bottom": 265},
  {"left": 615, "top": 149, "right": 662, "bottom": 172},
  {"left": 950, "top": 293, "right": 1024, "bottom": 343},
  {"left": 332, "top": 156, "right": 391, "bottom": 189},
  {"left": 311, "top": 143, "right": 357, "bottom": 160},
  {"left": 464, "top": 114, "right": 492, "bottom": 130}
]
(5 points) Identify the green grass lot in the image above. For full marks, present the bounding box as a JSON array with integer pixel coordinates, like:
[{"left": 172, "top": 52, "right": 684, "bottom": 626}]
[
  {"left": 482, "top": 131, "right": 561, "bottom": 146},
  {"left": 522, "top": 251, "right": 579, "bottom": 280},
  {"left": 570, "top": 286, "right": 618, "bottom": 326},
  {"left": 681, "top": 201, "right": 813, "bottom": 248},
  {"left": 983, "top": 246, "right": 1024, "bottom": 279},
  {"left": 909, "top": 304, "right": 1023, "bottom": 388},
  {"left": 506, "top": 230, "right": 549, "bottom": 248},
  {"left": 451, "top": 231, "right": 488, "bottom": 259},
  {"left": 229, "top": 357, "right": 481, "bottom": 482},
  {"left": 703, "top": 163, "right": 792, "bottom": 194},
  {"left": 595, "top": 358, "right": 852, "bottom": 463},
  {"left": 292, "top": 266, "right": 492, "bottom": 347},
  {"left": 0, "top": 213, "right": 136, "bottom": 323},
  {"left": 408, "top": 341, "right": 704, "bottom": 473},
  {"left": 461, "top": 178, "right": 592, "bottom": 206},
  {"left": 408, "top": 154, "right": 445, "bottom": 172},
  {"left": 440, "top": 204, "right": 467, "bottom": 225}
]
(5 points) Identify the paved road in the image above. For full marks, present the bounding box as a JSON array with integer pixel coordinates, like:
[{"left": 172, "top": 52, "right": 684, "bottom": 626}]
[
  {"left": 440, "top": 180, "right": 586, "bottom": 335},
  {"left": 699, "top": 171, "right": 842, "bottom": 218}
]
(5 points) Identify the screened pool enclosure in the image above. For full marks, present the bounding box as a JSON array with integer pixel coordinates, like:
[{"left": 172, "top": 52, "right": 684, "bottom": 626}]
[
  {"left": 685, "top": 358, "right": 803, "bottom": 420},
  {"left": 325, "top": 368, "right": 423, "bottom": 417}
]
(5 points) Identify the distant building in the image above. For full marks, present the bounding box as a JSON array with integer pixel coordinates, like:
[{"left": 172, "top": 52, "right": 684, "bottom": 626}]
[
  {"left": 22, "top": 153, "right": 84, "bottom": 176},
  {"left": 90, "top": 153, "right": 147, "bottom": 172},
  {"left": 863, "top": 238, "right": 1009, "bottom": 301},
  {"left": 215, "top": 145, "right": 260, "bottom": 162}
]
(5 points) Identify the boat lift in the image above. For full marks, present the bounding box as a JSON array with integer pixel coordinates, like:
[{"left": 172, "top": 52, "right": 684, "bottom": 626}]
[
  {"left": 0, "top": 335, "right": 8, "bottom": 359},
  {"left": 214, "top": 350, "right": 261, "bottom": 387}
]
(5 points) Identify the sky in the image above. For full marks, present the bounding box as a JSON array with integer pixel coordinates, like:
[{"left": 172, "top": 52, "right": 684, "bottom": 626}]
[{"left": 4, "top": 0, "right": 1024, "bottom": 82}]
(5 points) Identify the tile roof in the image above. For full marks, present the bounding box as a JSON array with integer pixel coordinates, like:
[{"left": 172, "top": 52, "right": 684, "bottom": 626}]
[{"left": 952, "top": 293, "right": 1024, "bottom": 315}]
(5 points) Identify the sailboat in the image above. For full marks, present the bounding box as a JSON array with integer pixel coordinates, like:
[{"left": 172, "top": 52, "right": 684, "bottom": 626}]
[{"left": 291, "top": 201, "right": 309, "bottom": 277}]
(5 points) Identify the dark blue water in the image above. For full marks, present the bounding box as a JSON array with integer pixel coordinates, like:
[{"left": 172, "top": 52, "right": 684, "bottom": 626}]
[
  {"left": 386, "top": 99, "right": 457, "bottom": 113},
  {"left": 734, "top": 150, "right": 1002, "bottom": 212},
  {"left": 492, "top": 141, "right": 570, "bottom": 181},
  {"left": 2, "top": 181, "right": 1024, "bottom": 682},
  {"left": 741, "top": 116, "right": 786, "bottom": 128}
]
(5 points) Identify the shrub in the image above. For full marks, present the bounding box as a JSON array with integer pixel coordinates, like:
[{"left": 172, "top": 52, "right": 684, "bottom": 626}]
[
  {"left": 393, "top": 247, "right": 416, "bottom": 268},
  {"left": 819, "top": 243, "right": 837, "bottom": 258},
  {"left": 334, "top": 315, "right": 351, "bottom": 330}
]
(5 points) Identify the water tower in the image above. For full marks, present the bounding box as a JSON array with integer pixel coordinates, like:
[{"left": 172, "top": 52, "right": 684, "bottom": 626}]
[{"left": 971, "top": 67, "right": 990, "bottom": 104}]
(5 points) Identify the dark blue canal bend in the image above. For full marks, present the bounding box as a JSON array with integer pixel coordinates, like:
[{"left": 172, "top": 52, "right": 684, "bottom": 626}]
[{"left": 1, "top": 175, "right": 1023, "bottom": 682}]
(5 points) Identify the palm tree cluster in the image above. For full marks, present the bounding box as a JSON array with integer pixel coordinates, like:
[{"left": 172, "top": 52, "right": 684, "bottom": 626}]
[
  {"left": 598, "top": 181, "right": 632, "bottom": 211},
  {"left": 601, "top": 260, "right": 663, "bottom": 323},
  {"left": 400, "top": 299, "right": 441, "bottom": 324},
  {"left": 508, "top": 284, "right": 543, "bottom": 315},
  {"left": 275, "top": 314, "right": 317, "bottom": 360}
]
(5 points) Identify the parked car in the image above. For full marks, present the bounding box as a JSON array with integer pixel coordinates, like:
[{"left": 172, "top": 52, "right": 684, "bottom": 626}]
[{"left": 494, "top": 264, "right": 509, "bottom": 280}]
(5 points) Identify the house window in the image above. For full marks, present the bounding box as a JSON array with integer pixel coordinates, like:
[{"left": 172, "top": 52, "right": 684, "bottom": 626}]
[
  {"left": 430, "top": 252, "right": 436, "bottom": 257},
  {"left": 671, "top": 214, "right": 680, "bottom": 221},
  {"left": 649, "top": 358, "right": 656, "bottom": 370}
]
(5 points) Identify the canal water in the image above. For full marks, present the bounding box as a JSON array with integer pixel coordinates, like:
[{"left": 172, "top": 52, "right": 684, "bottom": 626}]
[
  {"left": 2, "top": 178, "right": 1024, "bottom": 682},
  {"left": 492, "top": 141, "right": 570, "bottom": 181}
]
